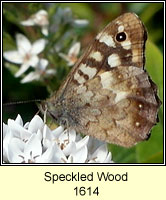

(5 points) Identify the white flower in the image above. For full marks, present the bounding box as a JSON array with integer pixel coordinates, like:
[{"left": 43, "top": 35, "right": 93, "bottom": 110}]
[
  {"left": 3, "top": 114, "right": 114, "bottom": 163},
  {"left": 43, "top": 123, "right": 113, "bottom": 163},
  {"left": 21, "top": 58, "right": 56, "bottom": 83},
  {"left": 72, "top": 19, "right": 89, "bottom": 27},
  {"left": 88, "top": 144, "right": 113, "bottom": 163},
  {"left": 59, "top": 42, "right": 80, "bottom": 66},
  {"left": 3, "top": 34, "right": 46, "bottom": 77},
  {"left": 3, "top": 115, "right": 50, "bottom": 163},
  {"left": 43, "top": 126, "right": 90, "bottom": 163},
  {"left": 21, "top": 10, "right": 49, "bottom": 36}
]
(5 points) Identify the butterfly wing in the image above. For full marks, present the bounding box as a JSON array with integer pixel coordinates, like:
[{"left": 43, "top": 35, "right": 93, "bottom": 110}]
[
  {"left": 72, "top": 66, "right": 160, "bottom": 147},
  {"left": 45, "top": 13, "right": 161, "bottom": 147}
]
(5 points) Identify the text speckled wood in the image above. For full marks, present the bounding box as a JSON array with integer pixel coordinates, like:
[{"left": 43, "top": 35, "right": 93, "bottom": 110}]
[{"left": 42, "top": 12, "right": 161, "bottom": 147}]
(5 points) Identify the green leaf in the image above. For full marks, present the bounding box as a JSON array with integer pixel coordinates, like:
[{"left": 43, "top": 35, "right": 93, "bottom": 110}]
[
  {"left": 3, "top": 32, "right": 16, "bottom": 51},
  {"left": 140, "top": 3, "right": 163, "bottom": 24},
  {"left": 108, "top": 145, "right": 137, "bottom": 163},
  {"left": 60, "top": 3, "right": 94, "bottom": 21},
  {"left": 136, "top": 123, "right": 163, "bottom": 163},
  {"left": 146, "top": 40, "right": 163, "bottom": 100}
]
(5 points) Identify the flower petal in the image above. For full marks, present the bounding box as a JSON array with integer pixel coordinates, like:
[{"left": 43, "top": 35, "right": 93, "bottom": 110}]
[
  {"left": 28, "top": 115, "right": 44, "bottom": 133},
  {"left": 3, "top": 50, "right": 23, "bottom": 64},
  {"left": 43, "top": 125, "right": 54, "bottom": 140},
  {"left": 20, "top": 19, "right": 35, "bottom": 26},
  {"left": 52, "top": 143, "right": 67, "bottom": 163},
  {"left": 34, "top": 10, "right": 49, "bottom": 26},
  {"left": 76, "top": 136, "right": 89, "bottom": 150},
  {"left": 7, "top": 138, "right": 25, "bottom": 163},
  {"left": 3, "top": 127, "right": 13, "bottom": 162},
  {"left": 63, "top": 141, "right": 76, "bottom": 156},
  {"left": 15, "top": 114, "right": 23, "bottom": 126},
  {"left": 73, "top": 19, "right": 89, "bottom": 27},
  {"left": 36, "top": 129, "right": 43, "bottom": 141},
  {"left": 68, "top": 42, "right": 80, "bottom": 57},
  {"left": 21, "top": 72, "right": 40, "bottom": 83},
  {"left": 16, "top": 34, "right": 32, "bottom": 53},
  {"left": 31, "top": 39, "right": 46, "bottom": 54},
  {"left": 87, "top": 137, "right": 105, "bottom": 155},
  {"left": 28, "top": 55, "right": 39, "bottom": 67},
  {"left": 41, "top": 26, "right": 49, "bottom": 36},
  {"left": 51, "top": 126, "right": 64, "bottom": 138},
  {"left": 90, "top": 144, "right": 108, "bottom": 163},
  {"left": 24, "top": 122, "right": 29, "bottom": 129},
  {"left": 37, "top": 58, "right": 48, "bottom": 70},
  {"left": 59, "top": 53, "right": 70, "bottom": 62},
  {"left": 69, "top": 146, "right": 87, "bottom": 163},
  {"left": 37, "top": 144, "right": 55, "bottom": 163},
  {"left": 43, "top": 125, "right": 54, "bottom": 149},
  {"left": 24, "top": 134, "right": 42, "bottom": 160},
  {"left": 45, "top": 69, "right": 56, "bottom": 75},
  {"left": 8, "top": 119, "right": 32, "bottom": 140},
  {"left": 104, "top": 152, "right": 113, "bottom": 163},
  {"left": 59, "top": 129, "right": 76, "bottom": 144},
  {"left": 35, "top": 10, "right": 48, "bottom": 16},
  {"left": 15, "top": 63, "right": 30, "bottom": 77},
  {"left": 3, "top": 123, "right": 8, "bottom": 139}
]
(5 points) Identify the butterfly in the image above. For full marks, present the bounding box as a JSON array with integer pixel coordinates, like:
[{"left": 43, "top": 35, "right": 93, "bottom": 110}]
[{"left": 42, "top": 12, "right": 161, "bottom": 147}]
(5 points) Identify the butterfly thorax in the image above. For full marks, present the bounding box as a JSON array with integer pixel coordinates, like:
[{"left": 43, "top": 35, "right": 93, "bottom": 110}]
[{"left": 45, "top": 95, "right": 82, "bottom": 129}]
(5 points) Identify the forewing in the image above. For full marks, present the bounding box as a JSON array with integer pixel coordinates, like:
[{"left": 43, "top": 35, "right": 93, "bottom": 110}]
[{"left": 56, "top": 12, "right": 147, "bottom": 97}]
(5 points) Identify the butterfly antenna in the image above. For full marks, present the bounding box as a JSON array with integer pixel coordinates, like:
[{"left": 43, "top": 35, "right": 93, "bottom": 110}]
[{"left": 3, "top": 99, "right": 42, "bottom": 106}]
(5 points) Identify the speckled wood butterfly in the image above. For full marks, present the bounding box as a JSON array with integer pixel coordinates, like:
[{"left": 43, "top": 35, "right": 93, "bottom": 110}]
[{"left": 42, "top": 12, "right": 161, "bottom": 147}]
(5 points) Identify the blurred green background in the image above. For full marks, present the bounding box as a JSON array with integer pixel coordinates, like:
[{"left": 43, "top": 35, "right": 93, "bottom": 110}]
[{"left": 3, "top": 2, "right": 163, "bottom": 163}]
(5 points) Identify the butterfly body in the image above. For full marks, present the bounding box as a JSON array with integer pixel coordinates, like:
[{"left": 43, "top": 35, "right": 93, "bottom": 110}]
[{"left": 44, "top": 13, "right": 161, "bottom": 147}]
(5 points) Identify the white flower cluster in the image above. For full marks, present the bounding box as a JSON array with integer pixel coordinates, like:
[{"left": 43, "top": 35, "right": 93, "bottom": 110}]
[
  {"left": 3, "top": 115, "right": 113, "bottom": 164},
  {"left": 3, "top": 9, "right": 88, "bottom": 83}
]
